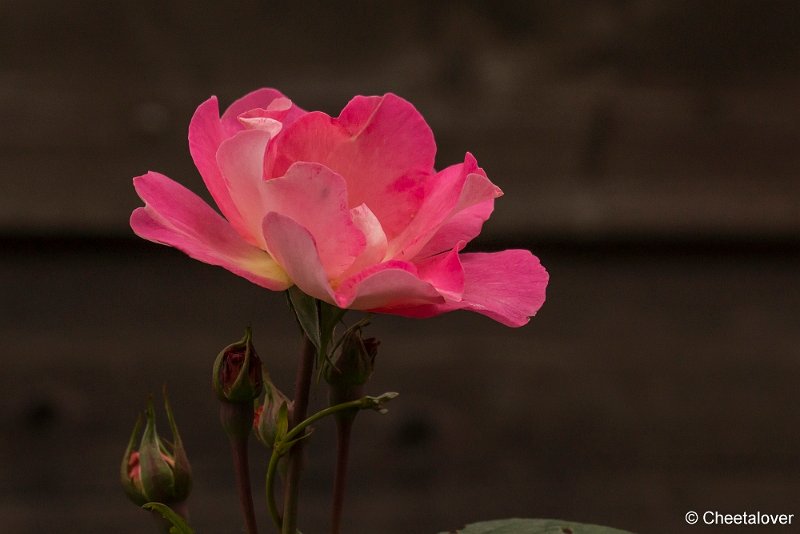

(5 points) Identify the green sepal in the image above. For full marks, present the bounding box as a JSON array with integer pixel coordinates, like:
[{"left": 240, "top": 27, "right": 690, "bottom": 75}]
[
  {"left": 286, "top": 286, "right": 346, "bottom": 369},
  {"left": 274, "top": 401, "right": 290, "bottom": 443},
  {"left": 440, "top": 518, "right": 636, "bottom": 533},
  {"left": 143, "top": 502, "right": 194, "bottom": 534},
  {"left": 287, "top": 287, "right": 321, "bottom": 348},
  {"left": 319, "top": 301, "right": 347, "bottom": 359},
  {"left": 139, "top": 397, "right": 175, "bottom": 503},
  {"left": 163, "top": 386, "right": 192, "bottom": 499},
  {"left": 121, "top": 414, "right": 146, "bottom": 505},
  {"left": 254, "top": 380, "right": 293, "bottom": 448}
]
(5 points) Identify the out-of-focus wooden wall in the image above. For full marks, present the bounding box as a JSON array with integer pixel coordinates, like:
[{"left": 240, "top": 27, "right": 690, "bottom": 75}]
[
  {"left": 1, "top": 2, "right": 798, "bottom": 534},
  {"left": 2, "top": 0, "right": 798, "bottom": 238}
]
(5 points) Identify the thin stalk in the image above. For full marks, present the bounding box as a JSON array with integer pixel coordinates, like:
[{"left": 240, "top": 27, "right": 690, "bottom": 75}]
[
  {"left": 149, "top": 501, "right": 189, "bottom": 534},
  {"left": 281, "top": 335, "right": 316, "bottom": 534},
  {"left": 266, "top": 449, "right": 283, "bottom": 531},
  {"left": 330, "top": 417, "right": 353, "bottom": 534},
  {"left": 267, "top": 395, "right": 396, "bottom": 533},
  {"left": 229, "top": 434, "right": 259, "bottom": 534}
]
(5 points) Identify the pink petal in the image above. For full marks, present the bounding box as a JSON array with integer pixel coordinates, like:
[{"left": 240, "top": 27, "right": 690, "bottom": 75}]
[
  {"left": 337, "top": 203, "right": 388, "bottom": 279},
  {"left": 413, "top": 244, "right": 465, "bottom": 300},
  {"left": 262, "top": 162, "right": 366, "bottom": 277},
  {"left": 389, "top": 152, "right": 502, "bottom": 260},
  {"left": 416, "top": 162, "right": 500, "bottom": 257},
  {"left": 385, "top": 157, "right": 466, "bottom": 260},
  {"left": 220, "top": 88, "right": 305, "bottom": 135},
  {"left": 270, "top": 93, "right": 436, "bottom": 239},
  {"left": 334, "top": 261, "right": 444, "bottom": 310},
  {"left": 236, "top": 114, "right": 284, "bottom": 135},
  {"left": 261, "top": 212, "right": 336, "bottom": 303},
  {"left": 215, "top": 128, "right": 274, "bottom": 247},
  {"left": 131, "top": 172, "right": 290, "bottom": 291},
  {"left": 380, "top": 250, "right": 548, "bottom": 327},
  {"left": 188, "top": 96, "right": 249, "bottom": 237},
  {"left": 417, "top": 200, "right": 494, "bottom": 259},
  {"left": 188, "top": 90, "right": 305, "bottom": 240}
]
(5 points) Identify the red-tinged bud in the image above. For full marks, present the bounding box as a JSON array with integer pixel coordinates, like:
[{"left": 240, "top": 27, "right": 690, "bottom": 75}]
[
  {"left": 254, "top": 378, "right": 293, "bottom": 448},
  {"left": 212, "top": 327, "right": 263, "bottom": 403},
  {"left": 121, "top": 390, "right": 192, "bottom": 508}
]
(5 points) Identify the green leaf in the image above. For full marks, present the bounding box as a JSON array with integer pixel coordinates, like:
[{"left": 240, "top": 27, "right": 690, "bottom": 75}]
[
  {"left": 287, "top": 287, "right": 321, "bottom": 348},
  {"left": 287, "top": 287, "right": 347, "bottom": 378},
  {"left": 439, "top": 518, "right": 635, "bottom": 534},
  {"left": 317, "top": 300, "right": 347, "bottom": 368},
  {"left": 319, "top": 300, "right": 346, "bottom": 350},
  {"left": 143, "top": 502, "right": 194, "bottom": 534}
]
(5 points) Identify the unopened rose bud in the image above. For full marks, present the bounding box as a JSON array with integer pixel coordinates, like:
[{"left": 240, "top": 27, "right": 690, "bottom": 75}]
[
  {"left": 212, "top": 327, "right": 263, "bottom": 403},
  {"left": 121, "top": 391, "right": 192, "bottom": 507},
  {"left": 325, "top": 325, "right": 379, "bottom": 406},
  {"left": 254, "top": 378, "right": 293, "bottom": 448}
]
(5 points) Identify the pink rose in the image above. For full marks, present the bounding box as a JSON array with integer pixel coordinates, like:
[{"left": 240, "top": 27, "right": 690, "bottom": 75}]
[{"left": 131, "top": 89, "right": 548, "bottom": 326}]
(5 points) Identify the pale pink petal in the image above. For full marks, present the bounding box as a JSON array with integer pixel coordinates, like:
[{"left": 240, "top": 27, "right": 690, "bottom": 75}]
[
  {"left": 338, "top": 203, "right": 388, "bottom": 279},
  {"left": 237, "top": 115, "right": 283, "bottom": 135},
  {"left": 220, "top": 88, "right": 305, "bottom": 135},
  {"left": 334, "top": 261, "right": 444, "bottom": 310},
  {"left": 215, "top": 129, "right": 273, "bottom": 247},
  {"left": 262, "top": 162, "right": 366, "bottom": 277},
  {"left": 261, "top": 212, "right": 336, "bottom": 303},
  {"left": 379, "top": 250, "right": 548, "bottom": 327},
  {"left": 131, "top": 172, "right": 290, "bottom": 291},
  {"left": 270, "top": 93, "right": 436, "bottom": 239}
]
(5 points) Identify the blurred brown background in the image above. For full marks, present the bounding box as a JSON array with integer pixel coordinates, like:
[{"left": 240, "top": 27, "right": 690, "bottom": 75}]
[{"left": 1, "top": 1, "right": 798, "bottom": 533}]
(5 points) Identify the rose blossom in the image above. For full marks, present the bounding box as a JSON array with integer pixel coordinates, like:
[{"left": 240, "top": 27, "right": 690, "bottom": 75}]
[{"left": 131, "top": 89, "right": 548, "bottom": 326}]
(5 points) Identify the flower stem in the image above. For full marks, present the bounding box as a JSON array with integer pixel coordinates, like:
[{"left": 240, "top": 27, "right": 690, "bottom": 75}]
[
  {"left": 267, "top": 394, "right": 397, "bottom": 533},
  {"left": 281, "top": 334, "right": 315, "bottom": 534},
  {"left": 330, "top": 417, "right": 353, "bottom": 534},
  {"left": 230, "top": 435, "right": 259, "bottom": 534},
  {"left": 266, "top": 449, "right": 283, "bottom": 531},
  {"left": 220, "top": 401, "right": 259, "bottom": 534},
  {"left": 149, "top": 501, "right": 189, "bottom": 534}
]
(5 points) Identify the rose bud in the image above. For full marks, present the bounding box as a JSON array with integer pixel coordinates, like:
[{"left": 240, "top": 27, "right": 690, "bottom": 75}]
[
  {"left": 324, "top": 325, "right": 379, "bottom": 407},
  {"left": 254, "top": 378, "right": 293, "bottom": 449},
  {"left": 214, "top": 328, "right": 266, "bottom": 442},
  {"left": 121, "top": 391, "right": 192, "bottom": 508},
  {"left": 212, "top": 327, "right": 263, "bottom": 403}
]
